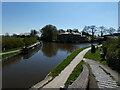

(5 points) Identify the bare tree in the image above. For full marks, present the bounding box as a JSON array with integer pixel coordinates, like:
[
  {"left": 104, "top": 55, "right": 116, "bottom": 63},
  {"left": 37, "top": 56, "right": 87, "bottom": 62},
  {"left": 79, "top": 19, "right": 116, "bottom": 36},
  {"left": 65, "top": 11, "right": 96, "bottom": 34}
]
[
  {"left": 99, "top": 26, "right": 106, "bottom": 36},
  {"left": 82, "top": 25, "right": 97, "bottom": 37},
  {"left": 107, "top": 27, "right": 116, "bottom": 35}
]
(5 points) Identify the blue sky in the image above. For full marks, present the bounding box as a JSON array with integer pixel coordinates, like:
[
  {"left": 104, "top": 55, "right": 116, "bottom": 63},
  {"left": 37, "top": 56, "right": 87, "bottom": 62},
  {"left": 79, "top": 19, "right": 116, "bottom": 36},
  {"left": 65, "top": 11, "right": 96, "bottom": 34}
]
[{"left": 2, "top": 2, "right": 118, "bottom": 35}]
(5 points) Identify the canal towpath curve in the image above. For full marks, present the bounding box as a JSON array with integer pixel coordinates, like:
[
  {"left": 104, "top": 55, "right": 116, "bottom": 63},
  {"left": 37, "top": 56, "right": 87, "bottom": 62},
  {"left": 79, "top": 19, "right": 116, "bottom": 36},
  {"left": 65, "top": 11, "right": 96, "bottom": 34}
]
[{"left": 40, "top": 47, "right": 91, "bottom": 88}]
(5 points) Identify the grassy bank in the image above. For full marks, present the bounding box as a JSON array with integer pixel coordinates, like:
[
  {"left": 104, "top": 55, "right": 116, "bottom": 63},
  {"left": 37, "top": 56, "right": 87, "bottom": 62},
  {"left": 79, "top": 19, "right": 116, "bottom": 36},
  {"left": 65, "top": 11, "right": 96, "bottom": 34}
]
[
  {"left": 2, "top": 52, "right": 18, "bottom": 59},
  {"left": 84, "top": 48, "right": 107, "bottom": 64},
  {"left": 65, "top": 60, "right": 84, "bottom": 87},
  {"left": 49, "top": 46, "right": 89, "bottom": 77}
]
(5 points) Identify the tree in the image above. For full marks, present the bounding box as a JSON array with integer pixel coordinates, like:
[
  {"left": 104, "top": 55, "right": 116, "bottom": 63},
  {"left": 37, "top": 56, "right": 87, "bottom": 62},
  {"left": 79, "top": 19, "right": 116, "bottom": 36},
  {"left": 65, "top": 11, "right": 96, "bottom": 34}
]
[
  {"left": 82, "top": 25, "right": 97, "bottom": 37},
  {"left": 107, "top": 27, "right": 116, "bottom": 35},
  {"left": 40, "top": 24, "right": 58, "bottom": 42},
  {"left": 99, "top": 26, "right": 106, "bottom": 36},
  {"left": 30, "top": 29, "right": 39, "bottom": 37}
]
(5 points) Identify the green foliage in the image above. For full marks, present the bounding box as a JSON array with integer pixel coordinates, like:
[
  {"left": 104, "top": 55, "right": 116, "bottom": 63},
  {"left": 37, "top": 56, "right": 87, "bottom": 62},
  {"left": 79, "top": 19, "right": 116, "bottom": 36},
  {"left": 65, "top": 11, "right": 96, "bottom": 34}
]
[
  {"left": 40, "top": 24, "right": 58, "bottom": 42},
  {"left": 2, "top": 37, "right": 38, "bottom": 51},
  {"left": 84, "top": 49, "right": 102, "bottom": 61},
  {"left": 49, "top": 47, "right": 88, "bottom": 77},
  {"left": 103, "top": 36, "right": 120, "bottom": 73},
  {"left": 30, "top": 29, "right": 39, "bottom": 37},
  {"left": 23, "top": 37, "right": 38, "bottom": 46},
  {"left": 65, "top": 61, "right": 84, "bottom": 87},
  {"left": 2, "top": 52, "right": 17, "bottom": 59},
  {"left": 2, "top": 37, "right": 24, "bottom": 50}
]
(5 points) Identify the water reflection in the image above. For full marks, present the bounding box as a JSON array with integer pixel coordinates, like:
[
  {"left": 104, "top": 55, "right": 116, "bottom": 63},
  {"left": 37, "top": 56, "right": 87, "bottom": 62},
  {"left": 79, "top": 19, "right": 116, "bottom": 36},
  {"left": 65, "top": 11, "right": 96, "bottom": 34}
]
[
  {"left": 42, "top": 43, "right": 78, "bottom": 57},
  {"left": 3, "top": 45, "right": 41, "bottom": 66},
  {"left": 23, "top": 46, "right": 41, "bottom": 59},
  {"left": 3, "top": 43, "right": 95, "bottom": 88},
  {"left": 3, "top": 55, "right": 23, "bottom": 66},
  {"left": 42, "top": 43, "right": 58, "bottom": 57}
]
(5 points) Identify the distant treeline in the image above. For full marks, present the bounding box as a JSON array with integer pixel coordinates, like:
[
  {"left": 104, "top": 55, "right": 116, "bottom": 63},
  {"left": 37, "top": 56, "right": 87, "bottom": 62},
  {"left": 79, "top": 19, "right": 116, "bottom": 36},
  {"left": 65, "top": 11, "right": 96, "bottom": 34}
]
[{"left": 2, "top": 37, "right": 38, "bottom": 50}]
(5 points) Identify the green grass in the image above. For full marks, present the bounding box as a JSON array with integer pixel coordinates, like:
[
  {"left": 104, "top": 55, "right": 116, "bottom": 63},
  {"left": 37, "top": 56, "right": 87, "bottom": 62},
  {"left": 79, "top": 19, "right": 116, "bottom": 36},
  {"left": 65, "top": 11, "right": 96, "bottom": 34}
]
[
  {"left": 65, "top": 60, "right": 84, "bottom": 87},
  {"left": 1, "top": 52, "right": 18, "bottom": 59},
  {"left": 84, "top": 49, "right": 101, "bottom": 61},
  {"left": 49, "top": 46, "right": 90, "bottom": 77},
  {"left": 84, "top": 48, "right": 107, "bottom": 64}
]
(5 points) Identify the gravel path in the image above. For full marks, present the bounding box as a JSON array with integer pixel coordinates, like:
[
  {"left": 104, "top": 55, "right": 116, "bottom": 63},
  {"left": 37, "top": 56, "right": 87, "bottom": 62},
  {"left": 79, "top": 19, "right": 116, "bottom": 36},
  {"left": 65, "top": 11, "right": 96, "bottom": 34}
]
[
  {"left": 41, "top": 47, "right": 91, "bottom": 88},
  {"left": 83, "top": 58, "right": 120, "bottom": 89}
]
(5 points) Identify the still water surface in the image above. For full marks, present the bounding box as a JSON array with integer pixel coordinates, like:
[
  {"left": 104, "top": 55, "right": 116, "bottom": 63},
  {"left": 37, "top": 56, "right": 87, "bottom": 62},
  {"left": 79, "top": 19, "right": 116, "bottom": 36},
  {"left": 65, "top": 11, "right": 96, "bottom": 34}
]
[{"left": 3, "top": 42, "right": 95, "bottom": 88}]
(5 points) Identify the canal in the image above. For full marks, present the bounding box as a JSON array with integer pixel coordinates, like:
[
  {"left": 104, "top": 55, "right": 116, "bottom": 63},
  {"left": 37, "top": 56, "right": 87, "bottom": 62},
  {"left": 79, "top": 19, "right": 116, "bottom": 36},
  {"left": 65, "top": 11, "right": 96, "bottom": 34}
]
[{"left": 3, "top": 42, "right": 95, "bottom": 88}]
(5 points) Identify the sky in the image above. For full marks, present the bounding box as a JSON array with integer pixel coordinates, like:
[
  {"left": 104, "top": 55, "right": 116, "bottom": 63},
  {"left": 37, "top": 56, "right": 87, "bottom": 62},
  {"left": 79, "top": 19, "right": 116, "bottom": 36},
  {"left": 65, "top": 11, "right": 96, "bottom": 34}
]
[{"left": 2, "top": 2, "right": 118, "bottom": 35}]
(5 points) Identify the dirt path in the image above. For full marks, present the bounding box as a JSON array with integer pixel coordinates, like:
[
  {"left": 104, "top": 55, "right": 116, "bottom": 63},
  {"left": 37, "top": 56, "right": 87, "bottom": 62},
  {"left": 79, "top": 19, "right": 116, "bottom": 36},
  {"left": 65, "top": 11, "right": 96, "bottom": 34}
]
[{"left": 41, "top": 47, "right": 91, "bottom": 88}]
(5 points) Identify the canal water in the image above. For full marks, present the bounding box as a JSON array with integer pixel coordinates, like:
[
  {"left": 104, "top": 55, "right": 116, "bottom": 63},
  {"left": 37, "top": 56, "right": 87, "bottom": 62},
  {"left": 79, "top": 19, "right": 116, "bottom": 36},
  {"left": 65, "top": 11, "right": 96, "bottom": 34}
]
[{"left": 3, "top": 42, "right": 95, "bottom": 88}]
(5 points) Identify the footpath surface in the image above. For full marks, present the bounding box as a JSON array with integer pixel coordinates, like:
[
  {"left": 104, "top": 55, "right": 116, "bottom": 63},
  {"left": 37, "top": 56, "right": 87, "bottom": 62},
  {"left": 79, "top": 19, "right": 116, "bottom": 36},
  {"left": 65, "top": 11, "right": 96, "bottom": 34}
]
[
  {"left": 41, "top": 47, "right": 91, "bottom": 89},
  {"left": 83, "top": 58, "right": 120, "bottom": 89},
  {"left": 0, "top": 49, "right": 20, "bottom": 55}
]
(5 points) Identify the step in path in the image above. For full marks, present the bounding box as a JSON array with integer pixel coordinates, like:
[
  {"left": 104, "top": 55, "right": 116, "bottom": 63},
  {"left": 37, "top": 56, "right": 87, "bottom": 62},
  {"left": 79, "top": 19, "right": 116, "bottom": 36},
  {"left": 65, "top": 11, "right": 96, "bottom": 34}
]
[{"left": 83, "top": 58, "right": 120, "bottom": 89}]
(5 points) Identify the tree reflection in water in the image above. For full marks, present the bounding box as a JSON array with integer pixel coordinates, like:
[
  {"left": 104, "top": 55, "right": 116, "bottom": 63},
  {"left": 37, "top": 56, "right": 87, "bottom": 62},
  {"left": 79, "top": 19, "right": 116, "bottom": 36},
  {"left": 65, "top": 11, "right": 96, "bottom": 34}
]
[{"left": 42, "top": 42, "right": 78, "bottom": 57}]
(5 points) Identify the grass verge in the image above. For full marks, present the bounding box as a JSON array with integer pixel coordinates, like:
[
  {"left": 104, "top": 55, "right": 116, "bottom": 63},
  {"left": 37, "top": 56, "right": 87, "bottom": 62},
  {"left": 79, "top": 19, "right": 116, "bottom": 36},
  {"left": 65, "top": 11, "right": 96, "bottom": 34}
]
[
  {"left": 65, "top": 60, "right": 84, "bottom": 87},
  {"left": 84, "top": 48, "right": 107, "bottom": 64},
  {"left": 65, "top": 61, "right": 90, "bottom": 87},
  {"left": 1, "top": 52, "right": 18, "bottom": 59},
  {"left": 49, "top": 46, "right": 89, "bottom": 77}
]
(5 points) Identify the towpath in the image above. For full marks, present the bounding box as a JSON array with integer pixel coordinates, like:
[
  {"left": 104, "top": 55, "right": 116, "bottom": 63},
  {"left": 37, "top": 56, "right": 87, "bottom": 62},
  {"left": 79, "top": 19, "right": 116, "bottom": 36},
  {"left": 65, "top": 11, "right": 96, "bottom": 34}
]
[
  {"left": 42, "top": 47, "right": 91, "bottom": 88},
  {"left": 0, "top": 49, "right": 21, "bottom": 55}
]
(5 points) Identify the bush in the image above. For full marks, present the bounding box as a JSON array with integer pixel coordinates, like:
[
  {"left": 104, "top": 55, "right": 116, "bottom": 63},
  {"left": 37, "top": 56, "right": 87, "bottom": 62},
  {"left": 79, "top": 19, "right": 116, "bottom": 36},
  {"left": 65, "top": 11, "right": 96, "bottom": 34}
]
[
  {"left": 23, "top": 37, "right": 37, "bottom": 46},
  {"left": 2, "top": 37, "right": 24, "bottom": 50},
  {"left": 103, "top": 36, "right": 120, "bottom": 73}
]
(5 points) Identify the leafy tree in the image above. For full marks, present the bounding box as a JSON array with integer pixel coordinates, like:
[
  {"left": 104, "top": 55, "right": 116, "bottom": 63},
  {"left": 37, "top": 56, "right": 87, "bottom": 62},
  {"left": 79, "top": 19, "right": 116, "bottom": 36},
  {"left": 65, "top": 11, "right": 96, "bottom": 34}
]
[
  {"left": 2, "top": 37, "right": 24, "bottom": 50},
  {"left": 103, "top": 36, "right": 120, "bottom": 72},
  {"left": 30, "top": 29, "right": 39, "bottom": 37},
  {"left": 23, "top": 37, "right": 37, "bottom": 46},
  {"left": 40, "top": 24, "right": 58, "bottom": 42}
]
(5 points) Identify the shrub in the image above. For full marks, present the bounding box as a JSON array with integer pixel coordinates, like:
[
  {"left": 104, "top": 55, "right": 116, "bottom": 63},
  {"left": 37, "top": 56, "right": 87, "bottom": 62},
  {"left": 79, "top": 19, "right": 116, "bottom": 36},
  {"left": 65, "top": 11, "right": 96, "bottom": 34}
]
[
  {"left": 23, "top": 37, "right": 37, "bottom": 46},
  {"left": 103, "top": 36, "right": 120, "bottom": 73},
  {"left": 2, "top": 37, "right": 24, "bottom": 50}
]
